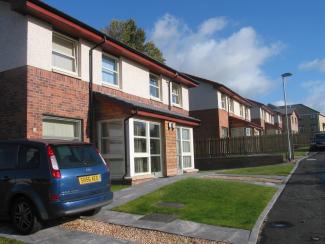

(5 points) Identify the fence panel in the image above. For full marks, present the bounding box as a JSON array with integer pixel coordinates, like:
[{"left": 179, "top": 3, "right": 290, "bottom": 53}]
[{"left": 194, "top": 133, "right": 311, "bottom": 159}]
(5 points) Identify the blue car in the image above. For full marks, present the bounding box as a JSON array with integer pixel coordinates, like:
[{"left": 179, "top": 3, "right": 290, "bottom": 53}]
[{"left": 0, "top": 139, "right": 113, "bottom": 234}]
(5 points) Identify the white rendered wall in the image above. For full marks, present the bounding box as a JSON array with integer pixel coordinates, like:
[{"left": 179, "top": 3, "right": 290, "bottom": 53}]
[{"left": 0, "top": 2, "right": 27, "bottom": 72}]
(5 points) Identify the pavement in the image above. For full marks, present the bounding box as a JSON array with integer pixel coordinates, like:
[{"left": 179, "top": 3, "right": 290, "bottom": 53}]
[
  {"left": 258, "top": 152, "right": 325, "bottom": 244},
  {"left": 87, "top": 210, "right": 250, "bottom": 244}
]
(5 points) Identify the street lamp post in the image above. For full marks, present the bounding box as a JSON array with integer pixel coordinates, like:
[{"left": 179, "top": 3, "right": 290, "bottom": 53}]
[{"left": 281, "top": 72, "right": 293, "bottom": 161}]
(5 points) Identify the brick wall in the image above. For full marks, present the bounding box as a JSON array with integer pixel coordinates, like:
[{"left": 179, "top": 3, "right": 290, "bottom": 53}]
[
  {"left": 190, "top": 108, "right": 230, "bottom": 139},
  {"left": 217, "top": 109, "right": 229, "bottom": 136},
  {"left": 24, "top": 66, "right": 190, "bottom": 141},
  {"left": 163, "top": 120, "right": 178, "bottom": 176},
  {"left": 26, "top": 66, "right": 90, "bottom": 141},
  {"left": 190, "top": 109, "right": 219, "bottom": 138},
  {"left": 0, "top": 66, "right": 28, "bottom": 140}
]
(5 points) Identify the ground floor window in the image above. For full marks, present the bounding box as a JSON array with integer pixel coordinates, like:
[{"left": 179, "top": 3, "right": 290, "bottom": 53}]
[
  {"left": 42, "top": 116, "right": 81, "bottom": 141},
  {"left": 133, "top": 119, "right": 162, "bottom": 176},
  {"left": 176, "top": 126, "right": 194, "bottom": 172}
]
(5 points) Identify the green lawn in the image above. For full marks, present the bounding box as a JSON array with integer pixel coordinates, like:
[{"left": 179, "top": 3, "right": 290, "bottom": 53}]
[
  {"left": 113, "top": 178, "right": 276, "bottom": 230},
  {"left": 111, "top": 184, "right": 129, "bottom": 192},
  {"left": 216, "top": 163, "right": 294, "bottom": 176},
  {"left": 294, "top": 146, "right": 309, "bottom": 157},
  {"left": 0, "top": 237, "right": 26, "bottom": 244}
]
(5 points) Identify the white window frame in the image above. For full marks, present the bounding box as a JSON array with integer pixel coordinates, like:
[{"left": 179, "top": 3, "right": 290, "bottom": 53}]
[
  {"left": 149, "top": 74, "right": 162, "bottom": 100},
  {"left": 102, "top": 53, "right": 120, "bottom": 88},
  {"left": 221, "top": 94, "right": 227, "bottom": 110},
  {"left": 52, "top": 32, "right": 79, "bottom": 76},
  {"left": 176, "top": 126, "right": 194, "bottom": 171},
  {"left": 171, "top": 83, "right": 182, "bottom": 106},
  {"left": 131, "top": 119, "right": 162, "bottom": 176},
  {"left": 240, "top": 105, "right": 244, "bottom": 117},
  {"left": 229, "top": 98, "right": 234, "bottom": 113},
  {"left": 245, "top": 108, "right": 249, "bottom": 120},
  {"left": 42, "top": 116, "right": 82, "bottom": 141}
]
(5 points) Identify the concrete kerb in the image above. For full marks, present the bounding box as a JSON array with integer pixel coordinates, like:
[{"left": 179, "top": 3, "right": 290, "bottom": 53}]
[{"left": 247, "top": 153, "right": 317, "bottom": 244}]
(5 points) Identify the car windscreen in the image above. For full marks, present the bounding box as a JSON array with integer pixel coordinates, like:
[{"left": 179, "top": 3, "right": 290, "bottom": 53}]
[
  {"left": 315, "top": 134, "right": 325, "bottom": 141},
  {"left": 53, "top": 144, "right": 103, "bottom": 169}
]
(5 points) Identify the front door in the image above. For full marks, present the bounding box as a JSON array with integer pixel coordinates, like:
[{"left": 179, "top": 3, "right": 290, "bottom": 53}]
[{"left": 98, "top": 120, "right": 125, "bottom": 180}]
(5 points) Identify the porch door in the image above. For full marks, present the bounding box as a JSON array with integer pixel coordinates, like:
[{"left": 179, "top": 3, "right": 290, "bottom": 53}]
[
  {"left": 176, "top": 127, "right": 193, "bottom": 174},
  {"left": 149, "top": 123, "right": 162, "bottom": 177},
  {"left": 133, "top": 120, "right": 162, "bottom": 177},
  {"left": 99, "top": 120, "right": 124, "bottom": 179},
  {"left": 176, "top": 127, "right": 183, "bottom": 174}
]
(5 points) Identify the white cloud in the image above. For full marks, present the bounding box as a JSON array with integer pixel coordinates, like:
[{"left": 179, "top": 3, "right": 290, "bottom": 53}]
[
  {"left": 299, "top": 58, "right": 325, "bottom": 73},
  {"left": 301, "top": 80, "right": 325, "bottom": 113},
  {"left": 150, "top": 14, "right": 282, "bottom": 96},
  {"left": 272, "top": 100, "right": 296, "bottom": 107},
  {"left": 273, "top": 100, "right": 285, "bottom": 106}
]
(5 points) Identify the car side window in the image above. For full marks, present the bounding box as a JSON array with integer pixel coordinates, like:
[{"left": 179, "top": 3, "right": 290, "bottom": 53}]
[
  {"left": 19, "top": 145, "right": 41, "bottom": 169},
  {"left": 0, "top": 144, "right": 18, "bottom": 170}
]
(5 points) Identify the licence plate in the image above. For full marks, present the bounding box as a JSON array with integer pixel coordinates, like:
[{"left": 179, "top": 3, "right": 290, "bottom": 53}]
[{"left": 78, "top": 174, "right": 101, "bottom": 185}]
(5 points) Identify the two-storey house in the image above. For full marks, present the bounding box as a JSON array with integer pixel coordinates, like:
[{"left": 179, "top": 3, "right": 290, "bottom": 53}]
[
  {"left": 248, "top": 99, "right": 281, "bottom": 135},
  {"left": 187, "top": 75, "right": 262, "bottom": 139},
  {"left": 276, "top": 104, "right": 323, "bottom": 134},
  {"left": 271, "top": 107, "right": 299, "bottom": 134},
  {"left": 0, "top": 0, "right": 200, "bottom": 184}
]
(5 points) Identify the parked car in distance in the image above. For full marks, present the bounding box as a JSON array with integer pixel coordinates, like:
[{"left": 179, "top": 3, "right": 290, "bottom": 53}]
[
  {"left": 310, "top": 133, "right": 325, "bottom": 151},
  {"left": 0, "top": 139, "right": 113, "bottom": 234}
]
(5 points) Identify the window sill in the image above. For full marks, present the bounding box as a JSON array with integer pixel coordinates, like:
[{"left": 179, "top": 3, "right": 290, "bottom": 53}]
[
  {"left": 150, "top": 96, "right": 163, "bottom": 103},
  {"left": 52, "top": 68, "right": 81, "bottom": 79},
  {"left": 172, "top": 103, "right": 183, "bottom": 109},
  {"left": 101, "top": 82, "right": 121, "bottom": 91}
]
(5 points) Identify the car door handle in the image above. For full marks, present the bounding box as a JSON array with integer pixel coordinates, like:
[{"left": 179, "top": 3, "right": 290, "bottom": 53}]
[{"left": 0, "top": 176, "right": 10, "bottom": 181}]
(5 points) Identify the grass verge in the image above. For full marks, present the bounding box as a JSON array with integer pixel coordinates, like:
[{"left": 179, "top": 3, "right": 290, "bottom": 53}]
[
  {"left": 215, "top": 163, "right": 294, "bottom": 176},
  {"left": 294, "top": 146, "right": 309, "bottom": 157},
  {"left": 0, "top": 237, "right": 26, "bottom": 244},
  {"left": 113, "top": 178, "right": 276, "bottom": 230}
]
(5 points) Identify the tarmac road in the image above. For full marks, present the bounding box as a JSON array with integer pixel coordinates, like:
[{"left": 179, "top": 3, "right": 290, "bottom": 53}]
[{"left": 259, "top": 152, "right": 325, "bottom": 244}]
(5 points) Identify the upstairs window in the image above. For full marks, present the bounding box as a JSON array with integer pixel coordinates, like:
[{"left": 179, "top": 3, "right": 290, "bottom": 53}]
[
  {"left": 245, "top": 108, "right": 249, "bottom": 119},
  {"left": 240, "top": 105, "right": 244, "bottom": 117},
  {"left": 221, "top": 94, "right": 227, "bottom": 110},
  {"left": 229, "top": 99, "right": 234, "bottom": 113},
  {"left": 52, "top": 33, "right": 78, "bottom": 74},
  {"left": 102, "top": 55, "right": 119, "bottom": 87},
  {"left": 150, "top": 74, "right": 161, "bottom": 99},
  {"left": 172, "top": 83, "right": 182, "bottom": 106}
]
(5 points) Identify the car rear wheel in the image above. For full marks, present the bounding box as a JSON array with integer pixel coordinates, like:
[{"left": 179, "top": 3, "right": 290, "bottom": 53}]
[
  {"left": 11, "top": 197, "right": 42, "bottom": 234},
  {"left": 82, "top": 207, "right": 101, "bottom": 216}
]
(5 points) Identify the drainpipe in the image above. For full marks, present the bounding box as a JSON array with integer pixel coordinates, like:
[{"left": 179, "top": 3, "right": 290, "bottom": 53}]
[
  {"left": 89, "top": 37, "right": 106, "bottom": 143},
  {"left": 123, "top": 109, "right": 137, "bottom": 181}
]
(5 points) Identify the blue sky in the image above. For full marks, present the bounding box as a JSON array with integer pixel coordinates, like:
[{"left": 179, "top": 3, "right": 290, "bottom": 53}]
[{"left": 44, "top": 0, "right": 325, "bottom": 113}]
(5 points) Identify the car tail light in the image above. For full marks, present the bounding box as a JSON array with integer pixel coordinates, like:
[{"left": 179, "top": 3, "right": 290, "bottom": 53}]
[
  {"left": 49, "top": 193, "right": 60, "bottom": 201},
  {"left": 47, "top": 145, "right": 61, "bottom": 179}
]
